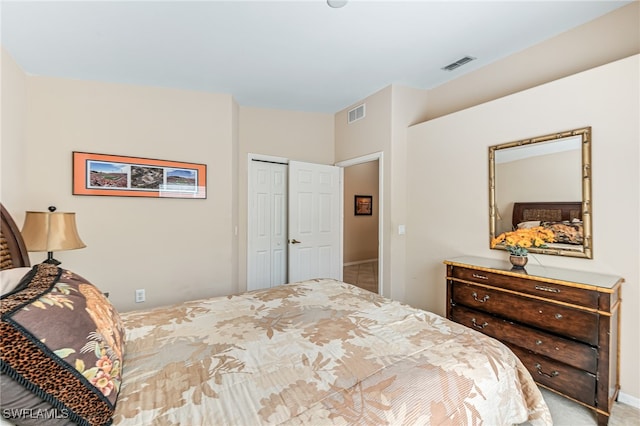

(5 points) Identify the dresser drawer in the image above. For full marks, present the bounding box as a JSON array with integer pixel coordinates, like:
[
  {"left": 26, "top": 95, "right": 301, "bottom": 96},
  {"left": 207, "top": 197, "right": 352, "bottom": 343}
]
[
  {"left": 508, "top": 344, "right": 596, "bottom": 407},
  {"left": 451, "top": 282, "right": 599, "bottom": 345},
  {"left": 445, "top": 257, "right": 623, "bottom": 423},
  {"left": 450, "top": 266, "right": 599, "bottom": 309},
  {"left": 450, "top": 305, "right": 597, "bottom": 373}
]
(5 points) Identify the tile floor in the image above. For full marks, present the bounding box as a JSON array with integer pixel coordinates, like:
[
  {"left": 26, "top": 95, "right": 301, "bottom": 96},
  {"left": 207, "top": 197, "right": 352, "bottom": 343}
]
[{"left": 343, "top": 260, "right": 378, "bottom": 293}]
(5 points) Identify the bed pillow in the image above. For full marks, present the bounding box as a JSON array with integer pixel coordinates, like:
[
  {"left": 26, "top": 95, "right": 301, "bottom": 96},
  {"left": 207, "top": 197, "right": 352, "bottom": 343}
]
[
  {"left": 0, "top": 267, "right": 33, "bottom": 296},
  {"left": 541, "top": 220, "right": 584, "bottom": 245},
  {"left": 516, "top": 220, "right": 541, "bottom": 230},
  {"left": 0, "top": 264, "right": 124, "bottom": 426}
]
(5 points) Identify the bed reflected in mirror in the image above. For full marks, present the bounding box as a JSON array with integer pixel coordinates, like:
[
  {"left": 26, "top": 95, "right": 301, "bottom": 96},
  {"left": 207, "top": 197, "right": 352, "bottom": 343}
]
[{"left": 488, "top": 127, "right": 592, "bottom": 259}]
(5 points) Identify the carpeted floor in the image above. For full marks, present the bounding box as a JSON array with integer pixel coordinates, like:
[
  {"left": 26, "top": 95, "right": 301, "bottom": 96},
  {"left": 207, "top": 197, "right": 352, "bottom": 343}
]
[{"left": 537, "top": 388, "right": 639, "bottom": 426}]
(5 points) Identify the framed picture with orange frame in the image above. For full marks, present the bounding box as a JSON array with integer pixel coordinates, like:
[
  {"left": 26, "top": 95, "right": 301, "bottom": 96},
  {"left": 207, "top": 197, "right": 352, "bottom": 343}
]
[{"left": 72, "top": 152, "right": 206, "bottom": 199}]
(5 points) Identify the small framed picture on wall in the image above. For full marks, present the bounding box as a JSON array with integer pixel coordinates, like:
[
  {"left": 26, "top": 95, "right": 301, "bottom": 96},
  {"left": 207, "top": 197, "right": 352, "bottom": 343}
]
[{"left": 354, "top": 195, "right": 373, "bottom": 216}]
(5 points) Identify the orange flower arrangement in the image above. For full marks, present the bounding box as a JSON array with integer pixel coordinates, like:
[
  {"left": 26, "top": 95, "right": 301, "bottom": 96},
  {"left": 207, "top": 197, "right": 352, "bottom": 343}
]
[{"left": 491, "top": 226, "right": 555, "bottom": 256}]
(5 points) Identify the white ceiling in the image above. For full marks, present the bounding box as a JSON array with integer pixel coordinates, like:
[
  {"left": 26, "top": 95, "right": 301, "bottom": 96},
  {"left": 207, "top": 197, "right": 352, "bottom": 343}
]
[{"left": 0, "top": 1, "right": 631, "bottom": 113}]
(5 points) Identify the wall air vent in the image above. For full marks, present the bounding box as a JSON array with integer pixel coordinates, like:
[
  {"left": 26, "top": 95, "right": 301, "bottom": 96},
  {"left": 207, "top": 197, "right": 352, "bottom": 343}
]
[
  {"left": 441, "top": 56, "right": 476, "bottom": 71},
  {"left": 348, "top": 104, "right": 366, "bottom": 124}
]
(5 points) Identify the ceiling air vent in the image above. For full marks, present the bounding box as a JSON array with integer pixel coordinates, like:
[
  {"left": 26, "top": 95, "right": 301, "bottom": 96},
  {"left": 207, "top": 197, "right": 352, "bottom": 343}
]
[
  {"left": 348, "top": 104, "right": 366, "bottom": 124},
  {"left": 441, "top": 56, "right": 476, "bottom": 72}
]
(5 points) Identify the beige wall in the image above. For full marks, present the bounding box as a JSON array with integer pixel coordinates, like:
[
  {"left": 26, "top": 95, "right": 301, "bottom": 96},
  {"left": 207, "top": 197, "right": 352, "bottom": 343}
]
[
  {"left": 425, "top": 1, "right": 640, "bottom": 120},
  {"left": 0, "top": 63, "right": 335, "bottom": 307},
  {"left": 237, "top": 106, "right": 334, "bottom": 290},
  {"left": 0, "top": 49, "right": 28, "bottom": 213},
  {"left": 230, "top": 100, "right": 240, "bottom": 288},
  {"left": 334, "top": 85, "right": 431, "bottom": 300},
  {"left": 388, "top": 85, "right": 431, "bottom": 301},
  {"left": 406, "top": 55, "right": 639, "bottom": 401},
  {"left": 335, "top": 86, "right": 394, "bottom": 296},
  {"left": 343, "top": 161, "right": 379, "bottom": 263},
  {"left": 5, "top": 72, "right": 240, "bottom": 313}
]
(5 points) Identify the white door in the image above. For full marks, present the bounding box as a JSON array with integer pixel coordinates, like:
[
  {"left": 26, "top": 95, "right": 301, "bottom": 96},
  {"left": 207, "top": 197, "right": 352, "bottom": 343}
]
[
  {"left": 247, "top": 160, "right": 288, "bottom": 291},
  {"left": 288, "top": 161, "right": 342, "bottom": 282}
]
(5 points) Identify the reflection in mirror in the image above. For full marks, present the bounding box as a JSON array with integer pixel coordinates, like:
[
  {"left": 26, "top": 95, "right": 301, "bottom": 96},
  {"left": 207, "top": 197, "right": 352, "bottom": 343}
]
[{"left": 489, "top": 127, "right": 592, "bottom": 259}]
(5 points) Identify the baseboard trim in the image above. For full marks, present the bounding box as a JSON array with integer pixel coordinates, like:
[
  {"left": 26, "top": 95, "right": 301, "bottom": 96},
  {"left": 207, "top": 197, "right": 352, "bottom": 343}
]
[
  {"left": 343, "top": 259, "right": 378, "bottom": 267},
  {"left": 618, "top": 391, "right": 640, "bottom": 409}
]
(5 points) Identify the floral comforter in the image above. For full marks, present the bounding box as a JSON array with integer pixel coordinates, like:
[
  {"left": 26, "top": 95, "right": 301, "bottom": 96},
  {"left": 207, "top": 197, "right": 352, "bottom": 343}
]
[{"left": 112, "top": 279, "right": 551, "bottom": 425}]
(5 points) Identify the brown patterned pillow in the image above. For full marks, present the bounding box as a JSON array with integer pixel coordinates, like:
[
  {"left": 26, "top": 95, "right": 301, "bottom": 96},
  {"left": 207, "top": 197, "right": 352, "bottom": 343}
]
[
  {"left": 0, "top": 264, "right": 124, "bottom": 426},
  {"left": 541, "top": 220, "right": 584, "bottom": 245}
]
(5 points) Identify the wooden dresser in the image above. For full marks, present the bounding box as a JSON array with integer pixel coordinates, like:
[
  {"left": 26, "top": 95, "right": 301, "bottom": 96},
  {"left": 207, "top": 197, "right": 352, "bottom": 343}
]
[{"left": 444, "top": 256, "right": 623, "bottom": 426}]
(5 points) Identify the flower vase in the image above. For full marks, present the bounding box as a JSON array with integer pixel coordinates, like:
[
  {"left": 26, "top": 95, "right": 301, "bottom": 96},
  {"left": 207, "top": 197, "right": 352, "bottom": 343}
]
[{"left": 509, "top": 254, "right": 528, "bottom": 269}]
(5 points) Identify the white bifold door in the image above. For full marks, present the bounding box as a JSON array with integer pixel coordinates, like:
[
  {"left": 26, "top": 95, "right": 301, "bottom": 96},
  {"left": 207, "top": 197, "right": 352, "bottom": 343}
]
[
  {"left": 247, "top": 159, "right": 341, "bottom": 291},
  {"left": 247, "top": 160, "right": 288, "bottom": 291}
]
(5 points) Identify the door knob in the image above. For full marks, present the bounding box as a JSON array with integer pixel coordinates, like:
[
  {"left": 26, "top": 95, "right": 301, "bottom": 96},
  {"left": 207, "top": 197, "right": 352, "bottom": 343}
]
[{"left": 290, "top": 239, "right": 301, "bottom": 244}]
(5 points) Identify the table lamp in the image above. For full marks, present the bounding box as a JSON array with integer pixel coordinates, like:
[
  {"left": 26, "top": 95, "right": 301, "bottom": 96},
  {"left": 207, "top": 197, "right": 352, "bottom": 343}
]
[{"left": 21, "top": 206, "right": 86, "bottom": 265}]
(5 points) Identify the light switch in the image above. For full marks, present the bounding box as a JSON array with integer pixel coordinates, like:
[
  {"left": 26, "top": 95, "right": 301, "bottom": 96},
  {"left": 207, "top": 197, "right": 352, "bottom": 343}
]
[{"left": 398, "top": 225, "right": 406, "bottom": 235}]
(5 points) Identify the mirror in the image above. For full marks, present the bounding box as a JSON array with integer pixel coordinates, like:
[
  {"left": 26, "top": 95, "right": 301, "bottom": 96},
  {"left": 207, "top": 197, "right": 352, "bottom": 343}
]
[{"left": 489, "top": 127, "right": 592, "bottom": 258}]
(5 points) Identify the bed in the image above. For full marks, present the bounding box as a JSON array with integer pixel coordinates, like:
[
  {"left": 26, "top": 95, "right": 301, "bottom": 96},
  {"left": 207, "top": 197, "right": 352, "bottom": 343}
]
[
  {"left": 511, "top": 201, "right": 587, "bottom": 255},
  {"left": 0, "top": 203, "right": 552, "bottom": 426}
]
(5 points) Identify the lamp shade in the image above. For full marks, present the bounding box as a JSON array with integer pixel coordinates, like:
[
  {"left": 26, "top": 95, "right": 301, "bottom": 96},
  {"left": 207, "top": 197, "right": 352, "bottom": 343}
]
[{"left": 21, "top": 211, "right": 86, "bottom": 252}]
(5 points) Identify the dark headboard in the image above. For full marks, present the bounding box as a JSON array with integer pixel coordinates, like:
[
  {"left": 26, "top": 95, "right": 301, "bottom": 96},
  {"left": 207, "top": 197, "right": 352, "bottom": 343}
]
[
  {"left": 0, "top": 203, "right": 30, "bottom": 270},
  {"left": 512, "top": 202, "right": 582, "bottom": 229}
]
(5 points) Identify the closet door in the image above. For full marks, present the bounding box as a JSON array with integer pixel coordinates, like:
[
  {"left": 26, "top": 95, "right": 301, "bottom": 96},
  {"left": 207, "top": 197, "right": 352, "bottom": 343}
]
[{"left": 248, "top": 160, "right": 288, "bottom": 291}]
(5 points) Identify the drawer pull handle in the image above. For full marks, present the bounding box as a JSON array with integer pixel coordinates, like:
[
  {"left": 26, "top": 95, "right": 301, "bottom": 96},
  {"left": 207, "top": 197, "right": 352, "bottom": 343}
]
[
  {"left": 535, "top": 339, "right": 543, "bottom": 345},
  {"left": 555, "top": 313, "right": 563, "bottom": 320},
  {"left": 472, "top": 273, "right": 489, "bottom": 280},
  {"left": 471, "top": 318, "right": 488, "bottom": 329},
  {"left": 472, "top": 292, "right": 490, "bottom": 303},
  {"left": 535, "top": 363, "right": 559, "bottom": 379},
  {"left": 535, "top": 285, "right": 560, "bottom": 293}
]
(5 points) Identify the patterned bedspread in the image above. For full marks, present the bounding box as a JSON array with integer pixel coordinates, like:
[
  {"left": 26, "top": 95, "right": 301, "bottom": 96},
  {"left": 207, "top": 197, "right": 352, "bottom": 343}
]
[{"left": 113, "top": 279, "right": 551, "bottom": 425}]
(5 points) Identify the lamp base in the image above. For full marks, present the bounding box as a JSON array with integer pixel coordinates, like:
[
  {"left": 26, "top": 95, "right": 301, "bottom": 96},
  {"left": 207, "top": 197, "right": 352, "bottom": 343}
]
[{"left": 42, "top": 252, "right": 61, "bottom": 266}]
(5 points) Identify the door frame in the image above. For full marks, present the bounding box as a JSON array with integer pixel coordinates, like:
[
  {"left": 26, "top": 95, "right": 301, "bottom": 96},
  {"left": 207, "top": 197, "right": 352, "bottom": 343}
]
[{"left": 335, "top": 152, "right": 384, "bottom": 295}]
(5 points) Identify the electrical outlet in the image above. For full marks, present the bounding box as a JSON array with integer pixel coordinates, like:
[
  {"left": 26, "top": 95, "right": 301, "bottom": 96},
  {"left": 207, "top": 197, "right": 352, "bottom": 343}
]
[{"left": 135, "top": 289, "right": 145, "bottom": 303}]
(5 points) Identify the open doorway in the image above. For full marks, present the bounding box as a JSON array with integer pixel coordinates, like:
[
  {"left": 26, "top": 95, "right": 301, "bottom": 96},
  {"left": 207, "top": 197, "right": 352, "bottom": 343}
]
[{"left": 337, "top": 153, "right": 383, "bottom": 294}]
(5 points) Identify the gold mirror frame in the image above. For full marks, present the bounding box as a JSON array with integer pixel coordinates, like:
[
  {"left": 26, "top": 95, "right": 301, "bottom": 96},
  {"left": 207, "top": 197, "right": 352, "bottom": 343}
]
[{"left": 489, "top": 127, "right": 592, "bottom": 259}]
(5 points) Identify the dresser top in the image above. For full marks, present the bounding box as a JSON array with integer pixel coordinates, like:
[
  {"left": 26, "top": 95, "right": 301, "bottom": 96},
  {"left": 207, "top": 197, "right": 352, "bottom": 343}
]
[{"left": 444, "top": 256, "right": 623, "bottom": 290}]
